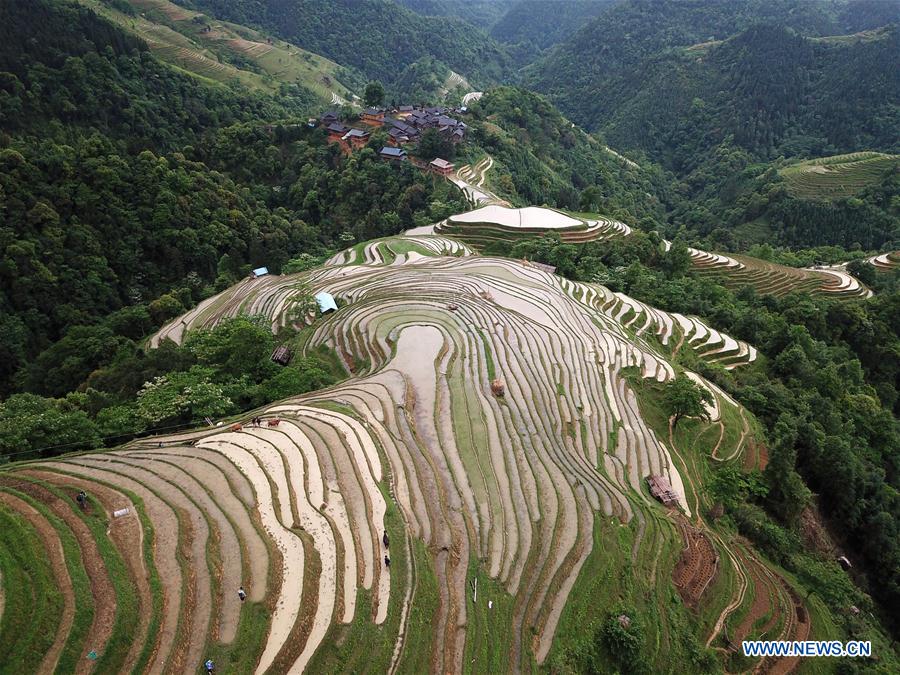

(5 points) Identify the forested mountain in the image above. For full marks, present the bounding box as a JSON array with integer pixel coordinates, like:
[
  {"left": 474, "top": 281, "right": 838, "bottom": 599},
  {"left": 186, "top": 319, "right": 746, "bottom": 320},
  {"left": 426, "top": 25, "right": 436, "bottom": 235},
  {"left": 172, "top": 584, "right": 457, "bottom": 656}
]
[
  {"left": 490, "top": 0, "right": 616, "bottom": 63},
  {"left": 554, "top": 24, "right": 900, "bottom": 167},
  {"left": 181, "top": 0, "right": 512, "bottom": 87},
  {"left": 396, "top": 0, "right": 515, "bottom": 27},
  {"left": 467, "top": 87, "right": 674, "bottom": 226},
  {"left": 523, "top": 0, "right": 900, "bottom": 246},
  {"left": 0, "top": 0, "right": 465, "bottom": 397},
  {"left": 526, "top": 0, "right": 900, "bottom": 135}
]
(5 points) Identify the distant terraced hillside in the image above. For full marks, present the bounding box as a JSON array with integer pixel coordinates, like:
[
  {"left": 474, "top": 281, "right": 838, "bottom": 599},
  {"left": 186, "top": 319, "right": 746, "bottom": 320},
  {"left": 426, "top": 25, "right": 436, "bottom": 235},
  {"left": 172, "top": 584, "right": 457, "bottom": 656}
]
[
  {"left": 2, "top": 232, "right": 830, "bottom": 674},
  {"left": 778, "top": 152, "right": 900, "bottom": 200},
  {"left": 433, "top": 205, "right": 874, "bottom": 300},
  {"left": 686, "top": 248, "right": 874, "bottom": 300},
  {"left": 867, "top": 250, "right": 900, "bottom": 271},
  {"left": 79, "top": 0, "right": 355, "bottom": 102}
]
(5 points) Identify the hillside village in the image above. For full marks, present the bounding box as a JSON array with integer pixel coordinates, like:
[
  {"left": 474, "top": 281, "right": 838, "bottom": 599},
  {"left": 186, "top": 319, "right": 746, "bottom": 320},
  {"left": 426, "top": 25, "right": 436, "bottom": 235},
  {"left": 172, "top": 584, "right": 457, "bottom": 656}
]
[{"left": 318, "top": 103, "right": 469, "bottom": 175}]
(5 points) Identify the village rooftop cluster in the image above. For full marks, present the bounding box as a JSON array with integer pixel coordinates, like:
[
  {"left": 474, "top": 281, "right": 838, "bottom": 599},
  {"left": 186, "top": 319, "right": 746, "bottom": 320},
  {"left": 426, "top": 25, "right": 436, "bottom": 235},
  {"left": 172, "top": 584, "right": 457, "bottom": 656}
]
[{"left": 318, "top": 103, "right": 468, "bottom": 175}]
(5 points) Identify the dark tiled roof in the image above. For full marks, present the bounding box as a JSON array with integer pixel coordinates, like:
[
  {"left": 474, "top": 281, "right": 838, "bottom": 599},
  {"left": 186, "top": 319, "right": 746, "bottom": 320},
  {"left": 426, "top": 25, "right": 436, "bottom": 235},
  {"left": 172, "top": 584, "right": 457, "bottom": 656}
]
[
  {"left": 362, "top": 108, "right": 383, "bottom": 116},
  {"left": 345, "top": 128, "right": 369, "bottom": 138},
  {"left": 380, "top": 147, "right": 406, "bottom": 157},
  {"left": 327, "top": 122, "right": 349, "bottom": 133}
]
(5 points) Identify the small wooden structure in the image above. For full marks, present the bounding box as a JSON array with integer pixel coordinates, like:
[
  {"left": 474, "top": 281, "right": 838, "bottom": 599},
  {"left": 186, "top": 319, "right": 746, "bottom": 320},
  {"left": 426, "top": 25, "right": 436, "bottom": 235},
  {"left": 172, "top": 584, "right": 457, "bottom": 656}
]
[
  {"left": 271, "top": 345, "right": 293, "bottom": 366},
  {"left": 344, "top": 128, "right": 370, "bottom": 149},
  {"left": 326, "top": 122, "right": 350, "bottom": 142},
  {"left": 361, "top": 108, "right": 385, "bottom": 127},
  {"left": 379, "top": 146, "right": 407, "bottom": 162},
  {"left": 490, "top": 379, "right": 505, "bottom": 397},
  {"left": 647, "top": 475, "right": 678, "bottom": 506},
  {"left": 429, "top": 157, "right": 455, "bottom": 176}
]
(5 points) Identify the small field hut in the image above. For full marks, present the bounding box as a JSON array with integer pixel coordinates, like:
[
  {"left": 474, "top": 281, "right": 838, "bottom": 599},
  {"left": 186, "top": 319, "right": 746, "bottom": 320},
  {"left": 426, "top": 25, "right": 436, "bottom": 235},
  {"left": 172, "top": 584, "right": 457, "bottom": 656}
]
[
  {"left": 315, "top": 292, "right": 338, "bottom": 314},
  {"left": 647, "top": 475, "right": 678, "bottom": 506},
  {"left": 271, "top": 345, "right": 293, "bottom": 366}
]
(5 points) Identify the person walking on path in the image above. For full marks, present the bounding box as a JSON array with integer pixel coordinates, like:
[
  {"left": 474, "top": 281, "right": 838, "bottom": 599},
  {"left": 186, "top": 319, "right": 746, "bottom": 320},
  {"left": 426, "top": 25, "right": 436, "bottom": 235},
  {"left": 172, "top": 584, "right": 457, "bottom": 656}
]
[
  {"left": 238, "top": 586, "right": 246, "bottom": 602},
  {"left": 205, "top": 659, "right": 214, "bottom": 673}
]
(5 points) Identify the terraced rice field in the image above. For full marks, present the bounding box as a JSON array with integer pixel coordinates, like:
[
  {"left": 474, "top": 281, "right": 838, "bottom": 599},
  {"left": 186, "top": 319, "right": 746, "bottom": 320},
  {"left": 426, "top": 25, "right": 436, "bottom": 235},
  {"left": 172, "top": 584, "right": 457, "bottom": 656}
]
[
  {"left": 778, "top": 151, "right": 899, "bottom": 200},
  {"left": 3, "top": 232, "right": 815, "bottom": 673},
  {"left": 437, "top": 204, "right": 631, "bottom": 247},
  {"left": 462, "top": 91, "right": 484, "bottom": 106},
  {"left": 81, "top": 0, "right": 355, "bottom": 102},
  {"left": 687, "top": 248, "right": 873, "bottom": 299},
  {"left": 867, "top": 250, "right": 900, "bottom": 271},
  {"left": 450, "top": 156, "right": 505, "bottom": 207}
]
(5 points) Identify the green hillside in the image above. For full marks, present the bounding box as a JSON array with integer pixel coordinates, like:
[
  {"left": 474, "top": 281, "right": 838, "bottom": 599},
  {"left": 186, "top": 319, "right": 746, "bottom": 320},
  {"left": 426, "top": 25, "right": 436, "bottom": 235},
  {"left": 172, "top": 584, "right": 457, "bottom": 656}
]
[
  {"left": 526, "top": 0, "right": 900, "bottom": 160},
  {"left": 2, "top": 1, "right": 900, "bottom": 672},
  {"left": 0, "top": 0, "right": 465, "bottom": 397},
  {"left": 466, "top": 87, "right": 673, "bottom": 227},
  {"left": 78, "top": 0, "right": 356, "bottom": 103},
  {"left": 396, "top": 0, "right": 514, "bottom": 27},
  {"left": 183, "top": 0, "right": 512, "bottom": 87},
  {"left": 779, "top": 152, "right": 900, "bottom": 200},
  {"left": 489, "top": 0, "right": 615, "bottom": 64}
]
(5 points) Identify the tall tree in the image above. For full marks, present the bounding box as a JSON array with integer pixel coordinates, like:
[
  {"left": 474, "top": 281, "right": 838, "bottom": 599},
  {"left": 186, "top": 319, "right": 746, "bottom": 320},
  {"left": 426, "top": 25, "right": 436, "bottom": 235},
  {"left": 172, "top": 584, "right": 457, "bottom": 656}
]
[
  {"left": 364, "top": 81, "right": 385, "bottom": 107},
  {"left": 664, "top": 374, "right": 713, "bottom": 429}
]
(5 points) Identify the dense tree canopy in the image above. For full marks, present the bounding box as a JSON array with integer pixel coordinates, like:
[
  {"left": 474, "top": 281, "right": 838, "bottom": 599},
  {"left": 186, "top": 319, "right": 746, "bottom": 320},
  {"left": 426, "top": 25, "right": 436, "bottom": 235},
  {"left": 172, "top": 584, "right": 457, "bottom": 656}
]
[
  {"left": 184, "top": 0, "right": 512, "bottom": 88},
  {"left": 0, "top": 0, "right": 466, "bottom": 397}
]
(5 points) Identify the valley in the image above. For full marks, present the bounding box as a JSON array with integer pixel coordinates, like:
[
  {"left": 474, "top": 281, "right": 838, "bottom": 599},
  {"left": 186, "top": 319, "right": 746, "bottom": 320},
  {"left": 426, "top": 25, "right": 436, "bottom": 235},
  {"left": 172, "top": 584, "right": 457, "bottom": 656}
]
[{"left": 0, "top": 1, "right": 898, "bottom": 673}]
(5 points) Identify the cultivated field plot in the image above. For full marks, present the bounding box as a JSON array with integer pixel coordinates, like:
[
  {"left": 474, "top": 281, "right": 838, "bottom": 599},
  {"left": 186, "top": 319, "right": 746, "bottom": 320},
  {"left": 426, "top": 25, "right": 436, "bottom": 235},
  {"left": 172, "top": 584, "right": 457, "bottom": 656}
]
[
  {"left": 437, "top": 205, "right": 631, "bottom": 246},
  {"left": 3, "top": 234, "right": 811, "bottom": 673},
  {"left": 688, "top": 248, "right": 874, "bottom": 299},
  {"left": 867, "top": 250, "right": 900, "bottom": 271},
  {"left": 778, "top": 152, "right": 899, "bottom": 200},
  {"left": 450, "top": 156, "right": 506, "bottom": 207},
  {"left": 81, "top": 0, "right": 354, "bottom": 101}
]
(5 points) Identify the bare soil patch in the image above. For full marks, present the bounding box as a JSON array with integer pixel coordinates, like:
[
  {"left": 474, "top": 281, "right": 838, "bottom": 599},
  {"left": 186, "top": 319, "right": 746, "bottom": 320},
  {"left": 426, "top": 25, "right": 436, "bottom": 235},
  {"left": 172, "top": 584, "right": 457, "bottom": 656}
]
[{"left": 672, "top": 518, "right": 719, "bottom": 610}]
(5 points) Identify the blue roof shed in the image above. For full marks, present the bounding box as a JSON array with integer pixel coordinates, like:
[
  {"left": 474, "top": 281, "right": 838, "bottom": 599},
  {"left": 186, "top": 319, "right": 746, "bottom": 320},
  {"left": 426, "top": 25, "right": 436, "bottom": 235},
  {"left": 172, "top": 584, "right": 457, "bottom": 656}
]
[{"left": 315, "top": 292, "right": 338, "bottom": 313}]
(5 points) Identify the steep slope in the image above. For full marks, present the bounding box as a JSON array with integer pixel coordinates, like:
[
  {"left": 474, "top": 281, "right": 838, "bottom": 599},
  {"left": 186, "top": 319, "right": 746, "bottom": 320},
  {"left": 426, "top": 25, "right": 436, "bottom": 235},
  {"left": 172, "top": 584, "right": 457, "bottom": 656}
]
[
  {"left": 490, "top": 0, "right": 615, "bottom": 64},
  {"left": 396, "top": 0, "right": 515, "bottom": 27},
  {"left": 3, "top": 235, "right": 791, "bottom": 673},
  {"left": 183, "top": 0, "right": 512, "bottom": 86},
  {"left": 532, "top": 23, "right": 900, "bottom": 165},
  {"left": 466, "top": 87, "right": 673, "bottom": 226},
  {"left": 78, "top": 0, "right": 356, "bottom": 103},
  {"left": 526, "top": 0, "right": 900, "bottom": 151}
]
